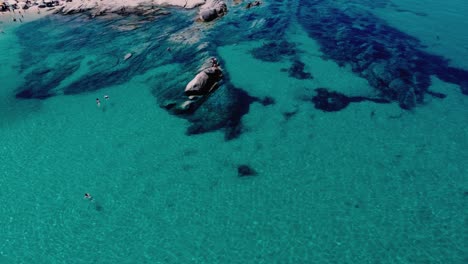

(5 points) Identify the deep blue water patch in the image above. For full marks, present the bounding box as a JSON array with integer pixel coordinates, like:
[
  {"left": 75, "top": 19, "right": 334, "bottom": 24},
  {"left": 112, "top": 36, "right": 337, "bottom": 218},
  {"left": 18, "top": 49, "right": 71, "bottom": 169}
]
[{"left": 297, "top": 0, "right": 468, "bottom": 109}]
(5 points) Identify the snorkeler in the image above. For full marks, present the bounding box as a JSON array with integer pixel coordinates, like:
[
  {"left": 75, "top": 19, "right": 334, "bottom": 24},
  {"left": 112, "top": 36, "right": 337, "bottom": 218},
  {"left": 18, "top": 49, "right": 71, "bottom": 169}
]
[
  {"left": 84, "top": 193, "right": 93, "bottom": 200},
  {"left": 96, "top": 98, "right": 101, "bottom": 107},
  {"left": 104, "top": 95, "right": 109, "bottom": 100}
]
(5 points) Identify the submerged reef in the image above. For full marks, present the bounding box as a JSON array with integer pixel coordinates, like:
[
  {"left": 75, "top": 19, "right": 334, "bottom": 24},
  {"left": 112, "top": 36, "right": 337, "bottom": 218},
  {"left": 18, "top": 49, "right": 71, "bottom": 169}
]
[
  {"left": 312, "top": 88, "right": 390, "bottom": 112},
  {"left": 286, "top": 60, "right": 313, "bottom": 80},
  {"left": 237, "top": 164, "right": 258, "bottom": 177},
  {"left": 208, "top": 0, "right": 294, "bottom": 46},
  {"left": 297, "top": 0, "right": 468, "bottom": 109}
]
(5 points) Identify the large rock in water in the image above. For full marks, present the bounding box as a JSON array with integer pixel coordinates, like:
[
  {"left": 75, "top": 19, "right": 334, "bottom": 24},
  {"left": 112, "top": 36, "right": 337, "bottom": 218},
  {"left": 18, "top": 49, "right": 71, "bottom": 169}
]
[
  {"left": 199, "top": 0, "right": 227, "bottom": 22},
  {"left": 185, "top": 66, "right": 223, "bottom": 96},
  {"left": 162, "top": 65, "right": 223, "bottom": 115}
]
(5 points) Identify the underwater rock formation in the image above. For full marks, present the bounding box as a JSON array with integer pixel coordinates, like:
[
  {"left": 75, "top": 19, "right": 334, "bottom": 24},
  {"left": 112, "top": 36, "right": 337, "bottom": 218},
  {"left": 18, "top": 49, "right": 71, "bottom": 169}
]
[
  {"left": 286, "top": 60, "right": 313, "bottom": 80},
  {"left": 207, "top": 0, "right": 294, "bottom": 46},
  {"left": 180, "top": 85, "right": 262, "bottom": 140},
  {"left": 237, "top": 164, "right": 257, "bottom": 177},
  {"left": 251, "top": 41, "right": 296, "bottom": 62},
  {"left": 297, "top": 0, "right": 468, "bottom": 109},
  {"left": 312, "top": 88, "right": 390, "bottom": 112},
  {"left": 259, "top": 96, "right": 275, "bottom": 106},
  {"left": 16, "top": 61, "right": 82, "bottom": 99}
]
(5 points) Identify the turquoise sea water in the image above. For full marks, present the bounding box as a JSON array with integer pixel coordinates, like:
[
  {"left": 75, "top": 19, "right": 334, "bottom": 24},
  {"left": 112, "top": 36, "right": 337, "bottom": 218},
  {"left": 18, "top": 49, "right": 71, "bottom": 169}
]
[{"left": 1, "top": 0, "right": 467, "bottom": 263}]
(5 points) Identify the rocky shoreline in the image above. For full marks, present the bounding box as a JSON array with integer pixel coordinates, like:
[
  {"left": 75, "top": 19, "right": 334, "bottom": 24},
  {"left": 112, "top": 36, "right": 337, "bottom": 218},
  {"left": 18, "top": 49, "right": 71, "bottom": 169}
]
[{"left": 1, "top": 0, "right": 229, "bottom": 23}]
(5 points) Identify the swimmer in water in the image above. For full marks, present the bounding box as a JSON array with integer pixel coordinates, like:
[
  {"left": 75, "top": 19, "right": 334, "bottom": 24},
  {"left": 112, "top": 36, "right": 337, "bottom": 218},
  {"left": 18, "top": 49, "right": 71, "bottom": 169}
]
[
  {"left": 84, "top": 193, "right": 93, "bottom": 200},
  {"left": 96, "top": 98, "right": 101, "bottom": 107},
  {"left": 104, "top": 95, "right": 109, "bottom": 100}
]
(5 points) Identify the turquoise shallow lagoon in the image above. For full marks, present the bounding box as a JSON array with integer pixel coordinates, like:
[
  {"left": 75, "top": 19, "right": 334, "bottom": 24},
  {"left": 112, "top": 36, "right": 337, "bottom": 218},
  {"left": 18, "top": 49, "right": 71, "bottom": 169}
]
[{"left": 1, "top": 0, "right": 467, "bottom": 263}]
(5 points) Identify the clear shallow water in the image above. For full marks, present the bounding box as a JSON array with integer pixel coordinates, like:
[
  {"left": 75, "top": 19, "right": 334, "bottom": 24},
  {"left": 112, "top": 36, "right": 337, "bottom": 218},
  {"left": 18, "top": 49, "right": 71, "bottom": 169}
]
[{"left": 1, "top": 0, "right": 467, "bottom": 263}]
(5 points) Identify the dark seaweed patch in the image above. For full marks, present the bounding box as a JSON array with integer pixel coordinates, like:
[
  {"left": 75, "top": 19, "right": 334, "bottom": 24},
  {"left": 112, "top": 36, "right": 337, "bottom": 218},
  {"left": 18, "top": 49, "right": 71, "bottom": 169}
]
[
  {"left": 288, "top": 60, "right": 313, "bottom": 80},
  {"left": 260, "top": 96, "right": 275, "bottom": 106},
  {"left": 251, "top": 41, "right": 296, "bottom": 62},
  {"left": 237, "top": 164, "right": 257, "bottom": 177},
  {"left": 312, "top": 88, "right": 390, "bottom": 112}
]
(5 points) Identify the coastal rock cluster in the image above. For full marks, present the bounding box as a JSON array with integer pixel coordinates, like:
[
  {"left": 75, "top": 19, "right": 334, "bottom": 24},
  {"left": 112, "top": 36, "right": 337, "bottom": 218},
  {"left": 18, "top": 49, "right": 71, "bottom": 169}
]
[
  {"left": 58, "top": 0, "right": 206, "bottom": 16},
  {"left": 0, "top": 0, "right": 226, "bottom": 21},
  {"left": 0, "top": 0, "right": 61, "bottom": 13},
  {"left": 297, "top": 0, "right": 468, "bottom": 109},
  {"left": 55, "top": 0, "right": 230, "bottom": 23}
]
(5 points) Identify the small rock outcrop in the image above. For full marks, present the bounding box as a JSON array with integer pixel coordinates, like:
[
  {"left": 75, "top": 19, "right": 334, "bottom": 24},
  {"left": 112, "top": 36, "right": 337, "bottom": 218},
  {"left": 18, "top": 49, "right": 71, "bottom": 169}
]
[
  {"left": 123, "top": 53, "right": 133, "bottom": 61},
  {"left": 185, "top": 66, "right": 223, "bottom": 96},
  {"left": 198, "top": 0, "right": 227, "bottom": 22}
]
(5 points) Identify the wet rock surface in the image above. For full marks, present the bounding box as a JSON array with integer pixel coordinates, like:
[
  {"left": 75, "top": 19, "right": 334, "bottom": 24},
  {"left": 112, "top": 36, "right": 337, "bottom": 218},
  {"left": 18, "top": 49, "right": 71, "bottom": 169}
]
[
  {"left": 198, "top": 0, "right": 227, "bottom": 22},
  {"left": 184, "top": 66, "right": 223, "bottom": 96}
]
